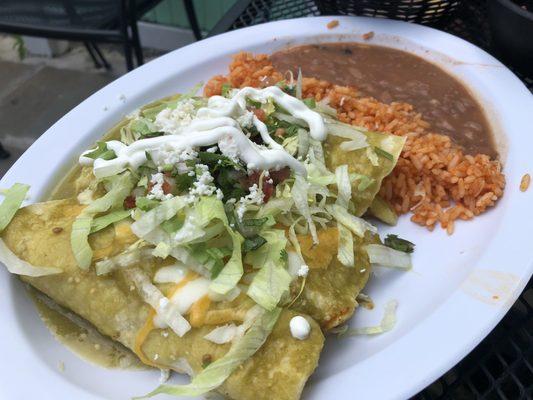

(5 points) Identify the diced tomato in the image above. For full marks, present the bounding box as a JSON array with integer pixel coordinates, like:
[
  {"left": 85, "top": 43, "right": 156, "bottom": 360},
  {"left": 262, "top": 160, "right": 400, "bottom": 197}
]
[
  {"left": 162, "top": 180, "right": 172, "bottom": 194},
  {"left": 269, "top": 167, "right": 290, "bottom": 184},
  {"left": 123, "top": 195, "right": 136, "bottom": 209},
  {"left": 262, "top": 179, "right": 274, "bottom": 202},
  {"left": 274, "top": 128, "right": 286, "bottom": 138},
  {"left": 252, "top": 108, "right": 266, "bottom": 122},
  {"left": 247, "top": 171, "right": 261, "bottom": 187},
  {"left": 244, "top": 167, "right": 290, "bottom": 203}
]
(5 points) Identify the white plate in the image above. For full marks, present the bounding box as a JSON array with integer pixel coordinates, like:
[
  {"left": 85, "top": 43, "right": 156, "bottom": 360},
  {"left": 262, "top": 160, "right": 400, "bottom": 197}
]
[{"left": 1, "top": 16, "right": 532, "bottom": 400}]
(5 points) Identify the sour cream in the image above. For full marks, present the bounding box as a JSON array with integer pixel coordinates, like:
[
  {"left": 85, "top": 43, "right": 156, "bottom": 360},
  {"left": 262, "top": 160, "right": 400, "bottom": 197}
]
[
  {"left": 290, "top": 315, "right": 311, "bottom": 340},
  {"left": 80, "top": 86, "right": 327, "bottom": 179}
]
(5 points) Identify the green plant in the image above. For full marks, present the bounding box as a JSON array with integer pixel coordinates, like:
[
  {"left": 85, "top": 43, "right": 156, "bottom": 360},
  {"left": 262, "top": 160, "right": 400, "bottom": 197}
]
[{"left": 12, "top": 35, "right": 26, "bottom": 60}]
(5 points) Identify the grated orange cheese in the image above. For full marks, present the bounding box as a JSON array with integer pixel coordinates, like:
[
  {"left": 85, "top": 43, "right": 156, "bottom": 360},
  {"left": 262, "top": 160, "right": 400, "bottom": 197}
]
[
  {"left": 132, "top": 271, "right": 201, "bottom": 366},
  {"left": 188, "top": 295, "right": 211, "bottom": 327}
]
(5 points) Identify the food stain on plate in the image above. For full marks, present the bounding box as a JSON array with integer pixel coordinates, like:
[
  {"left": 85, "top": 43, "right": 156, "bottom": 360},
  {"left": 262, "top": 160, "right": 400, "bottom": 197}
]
[{"left": 461, "top": 270, "right": 519, "bottom": 305}]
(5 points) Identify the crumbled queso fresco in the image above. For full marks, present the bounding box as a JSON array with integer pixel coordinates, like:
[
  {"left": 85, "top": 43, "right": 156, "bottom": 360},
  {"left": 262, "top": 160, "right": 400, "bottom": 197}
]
[
  {"left": 187, "top": 164, "right": 223, "bottom": 202},
  {"left": 154, "top": 98, "right": 197, "bottom": 135},
  {"left": 154, "top": 145, "right": 197, "bottom": 175},
  {"left": 236, "top": 110, "right": 254, "bottom": 128},
  {"left": 147, "top": 173, "right": 173, "bottom": 201},
  {"left": 218, "top": 134, "right": 240, "bottom": 163},
  {"left": 236, "top": 183, "right": 264, "bottom": 220}
]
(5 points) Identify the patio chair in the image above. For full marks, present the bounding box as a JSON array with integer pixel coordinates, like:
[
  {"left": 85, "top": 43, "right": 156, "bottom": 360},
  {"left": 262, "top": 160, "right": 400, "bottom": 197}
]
[{"left": 0, "top": 0, "right": 202, "bottom": 71}]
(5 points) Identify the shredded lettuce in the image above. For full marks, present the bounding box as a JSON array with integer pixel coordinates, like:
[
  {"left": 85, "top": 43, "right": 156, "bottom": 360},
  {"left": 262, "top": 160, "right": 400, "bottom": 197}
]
[
  {"left": 131, "top": 196, "right": 188, "bottom": 238},
  {"left": 271, "top": 112, "right": 306, "bottom": 127},
  {"left": 95, "top": 245, "right": 151, "bottom": 275},
  {"left": 203, "top": 324, "right": 239, "bottom": 344},
  {"left": 335, "top": 165, "right": 351, "bottom": 209},
  {"left": 0, "top": 238, "right": 62, "bottom": 276},
  {"left": 335, "top": 300, "right": 398, "bottom": 336},
  {"left": 194, "top": 197, "right": 244, "bottom": 295},
  {"left": 365, "top": 244, "right": 412, "bottom": 270},
  {"left": 247, "top": 260, "right": 292, "bottom": 310},
  {"left": 296, "top": 68, "right": 303, "bottom": 99},
  {"left": 292, "top": 175, "right": 318, "bottom": 244},
  {"left": 152, "top": 242, "right": 171, "bottom": 258},
  {"left": 315, "top": 99, "right": 337, "bottom": 117},
  {"left": 326, "top": 204, "right": 377, "bottom": 238},
  {"left": 368, "top": 197, "right": 398, "bottom": 226},
  {"left": 125, "top": 268, "right": 191, "bottom": 337},
  {"left": 71, "top": 173, "right": 134, "bottom": 269},
  {"left": 297, "top": 128, "right": 309, "bottom": 159},
  {"left": 0, "top": 183, "right": 29, "bottom": 232},
  {"left": 333, "top": 165, "right": 355, "bottom": 267},
  {"left": 243, "top": 229, "right": 287, "bottom": 268},
  {"left": 137, "top": 307, "right": 281, "bottom": 399},
  {"left": 337, "top": 224, "right": 354, "bottom": 267},
  {"left": 366, "top": 147, "right": 379, "bottom": 166},
  {"left": 326, "top": 122, "right": 368, "bottom": 144},
  {"left": 90, "top": 209, "right": 131, "bottom": 234}
]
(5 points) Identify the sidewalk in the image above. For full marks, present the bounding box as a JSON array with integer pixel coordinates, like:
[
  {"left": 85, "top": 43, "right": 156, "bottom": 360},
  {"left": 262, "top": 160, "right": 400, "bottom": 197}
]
[
  {"left": 0, "top": 60, "right": 113, "bottom": 177},
  {"left": 0, "top": 34, "right": 168, "bottom": 178}
]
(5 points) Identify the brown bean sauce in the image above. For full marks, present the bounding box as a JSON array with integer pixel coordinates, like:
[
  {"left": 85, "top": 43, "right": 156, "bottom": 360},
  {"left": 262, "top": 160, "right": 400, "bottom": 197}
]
[{"left": 270, "top": 43, "right": 497, "bottom": 158}]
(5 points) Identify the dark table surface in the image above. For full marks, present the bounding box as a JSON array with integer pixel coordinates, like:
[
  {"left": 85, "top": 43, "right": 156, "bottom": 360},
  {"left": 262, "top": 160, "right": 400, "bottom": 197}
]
[{"left": 209, "top": 1, "right": 533, "bottom": 399}]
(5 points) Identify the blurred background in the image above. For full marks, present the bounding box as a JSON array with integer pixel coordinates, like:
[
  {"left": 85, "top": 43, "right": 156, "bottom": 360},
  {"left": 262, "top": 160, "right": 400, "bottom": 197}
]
[{"left": 0, "top": 0, "right": 240, "bottom": 177}]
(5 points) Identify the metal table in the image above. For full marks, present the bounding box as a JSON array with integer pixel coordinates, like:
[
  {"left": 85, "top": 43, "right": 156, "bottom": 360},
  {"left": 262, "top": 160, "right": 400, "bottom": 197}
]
[{"left": 209, "top": 1, "right": 533, "bottom": 399}]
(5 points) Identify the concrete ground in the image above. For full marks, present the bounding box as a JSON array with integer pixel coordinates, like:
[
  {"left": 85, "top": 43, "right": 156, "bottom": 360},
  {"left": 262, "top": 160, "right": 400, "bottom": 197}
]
[
  {"left": 0, "top": 36, "right": 165, "bottom": 178},
  {"left": 0, "top": 61, "right": 114, "bottom": 177}
]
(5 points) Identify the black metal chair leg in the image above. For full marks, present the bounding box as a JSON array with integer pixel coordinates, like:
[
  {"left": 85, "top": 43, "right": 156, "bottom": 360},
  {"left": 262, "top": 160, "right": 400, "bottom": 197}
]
[
  {"left": 124, "top": 41, "right": 134, "bottom": 71},
  {"left": 130, "top": 20, "right": 144, "bottom": 66},
  {"left": 91, "top": 42, "right": 111, "bottom": 70},
  {"left": 0, "top": 142, "right": 10, "bottom": 159},
  {"left": 84, "top": 41, "right": 102, "bottom": 68},
  {"left": 184, "top": 0, "right": 202, "bottom": 40}
]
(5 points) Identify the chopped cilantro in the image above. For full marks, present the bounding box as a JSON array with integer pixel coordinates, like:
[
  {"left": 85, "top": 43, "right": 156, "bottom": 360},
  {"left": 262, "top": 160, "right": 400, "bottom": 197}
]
[
  {"left": 242, "top": 235, "right": 267, "bottom": 252},
  {"left": 221, "top": 83, "right": 232, "bottom": 97},
  {"left": 241, "top": 217, "right": 268, "bottom": 227},
  {"left": 246, "top": 98, "right": 262, "bottom": 109},
  {"left": 190, "top": 243, "right": 232, "bottom": 279},
  {"left": 275, "top": 80, "right": 296, "bottom": 97},
  {"left": 198, "top": 152, "right": 243, "bottom": 172},
  {"left": 302, "top": 98, "right": 316, "bottom": 108},
  {"left": 174, "top": 173, "right": 195, "bottom": 193},
  {"left": 280, "top": 249, "right": 288, "bottom": 262},
  {"left": 139, "top": 131, "right": 164, "bottom": 138},
  {"left": 384, "top": 234, "right": 415, "bottom": 253}
]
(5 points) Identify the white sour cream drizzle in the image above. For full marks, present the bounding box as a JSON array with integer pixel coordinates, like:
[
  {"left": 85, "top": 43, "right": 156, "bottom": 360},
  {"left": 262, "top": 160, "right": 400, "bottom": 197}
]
[{"left": 80, "top": 86, "right": 327, "bottom": 178}]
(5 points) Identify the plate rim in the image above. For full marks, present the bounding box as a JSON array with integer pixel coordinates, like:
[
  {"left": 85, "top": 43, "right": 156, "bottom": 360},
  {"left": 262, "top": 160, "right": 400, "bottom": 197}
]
[{"left": 1, "top": 15, "right": 532, "bottom": 400}]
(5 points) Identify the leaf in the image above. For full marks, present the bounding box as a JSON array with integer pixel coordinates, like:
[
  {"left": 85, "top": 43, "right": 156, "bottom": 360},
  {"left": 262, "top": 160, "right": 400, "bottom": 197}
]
[
  {"left": 221, "top": 83, "right": 232, "bottom": 97},
  {"left": 384, "top": 234, "right": 415, "bottom": 253},
  {"left": 302, "top": 98, "right": 316, "bottom": 108},
  {"left": 242, "top": 235, "right": 267, "bottom": 252}
]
